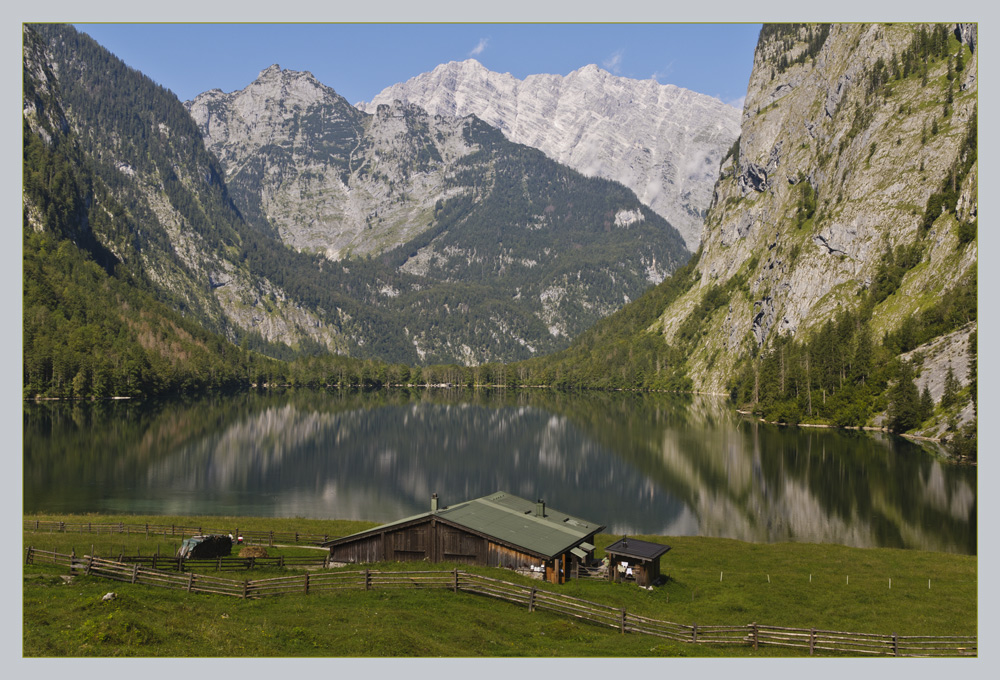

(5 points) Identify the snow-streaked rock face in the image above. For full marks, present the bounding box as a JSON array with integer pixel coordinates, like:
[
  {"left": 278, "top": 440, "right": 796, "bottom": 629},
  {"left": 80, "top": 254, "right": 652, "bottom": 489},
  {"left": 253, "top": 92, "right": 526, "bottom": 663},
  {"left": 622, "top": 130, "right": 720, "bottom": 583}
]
[{"left": 361, "top": 60, "right": 741, "bottom": 251}]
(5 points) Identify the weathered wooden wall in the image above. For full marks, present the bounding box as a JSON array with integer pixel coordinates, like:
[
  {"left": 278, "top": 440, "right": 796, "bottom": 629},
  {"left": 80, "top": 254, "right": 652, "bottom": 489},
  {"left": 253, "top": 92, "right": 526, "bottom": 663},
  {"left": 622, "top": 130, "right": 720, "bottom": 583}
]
[{"left": 329, "top": 533, "right": 383, "bottom": 563}]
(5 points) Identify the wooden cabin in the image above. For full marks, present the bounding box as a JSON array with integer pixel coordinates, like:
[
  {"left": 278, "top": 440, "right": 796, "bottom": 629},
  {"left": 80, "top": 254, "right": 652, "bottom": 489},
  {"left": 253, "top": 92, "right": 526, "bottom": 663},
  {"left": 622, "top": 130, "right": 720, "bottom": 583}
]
[
  {"left": 322, "top": 491, "right": 604, "bottom": 584},
  {"left": 603, "top": 536, "right": 671, "bottom": 587}
]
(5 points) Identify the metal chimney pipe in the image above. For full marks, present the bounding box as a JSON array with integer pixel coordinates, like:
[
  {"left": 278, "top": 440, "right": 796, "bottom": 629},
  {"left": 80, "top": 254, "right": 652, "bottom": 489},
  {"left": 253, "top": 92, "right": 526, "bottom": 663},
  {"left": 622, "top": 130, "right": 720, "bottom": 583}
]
[
  {"left": 536, "top": 499, "right": 545, "bottom": 517},
  {"left": 431, "top": 493, "right": 439, "bottom": 513}
]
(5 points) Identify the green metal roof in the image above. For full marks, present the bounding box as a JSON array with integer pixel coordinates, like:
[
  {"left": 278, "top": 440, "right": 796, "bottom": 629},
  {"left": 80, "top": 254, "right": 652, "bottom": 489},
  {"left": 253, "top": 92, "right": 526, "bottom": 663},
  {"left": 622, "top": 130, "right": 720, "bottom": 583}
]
[
  {"left": 325, "top": 491, "right": 604, "bottom": 559},
  {"left": 436, "top": 491, "right": 603, "bottom": 558}
]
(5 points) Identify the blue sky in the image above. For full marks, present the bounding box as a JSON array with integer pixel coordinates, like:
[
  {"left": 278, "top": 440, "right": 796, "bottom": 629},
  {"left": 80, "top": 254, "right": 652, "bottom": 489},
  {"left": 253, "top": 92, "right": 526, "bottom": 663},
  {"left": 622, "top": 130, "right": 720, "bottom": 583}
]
[{"left": 72, "top": 23, "right": 761, "bottom": 109}]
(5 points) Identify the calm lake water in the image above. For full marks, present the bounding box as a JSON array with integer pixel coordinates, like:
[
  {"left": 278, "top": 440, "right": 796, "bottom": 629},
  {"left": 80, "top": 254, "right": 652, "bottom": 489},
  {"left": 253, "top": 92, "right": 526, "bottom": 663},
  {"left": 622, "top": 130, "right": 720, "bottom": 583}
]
[{"left": 23, "top": 389, "right": 976, "bottom": 554}]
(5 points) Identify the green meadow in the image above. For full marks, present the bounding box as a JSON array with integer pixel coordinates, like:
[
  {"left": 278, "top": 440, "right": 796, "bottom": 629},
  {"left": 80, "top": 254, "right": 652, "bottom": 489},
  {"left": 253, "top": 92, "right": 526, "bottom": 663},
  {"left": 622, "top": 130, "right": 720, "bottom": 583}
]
[{"left": 23, "top": 514, "right": 977, "bottom": 657}]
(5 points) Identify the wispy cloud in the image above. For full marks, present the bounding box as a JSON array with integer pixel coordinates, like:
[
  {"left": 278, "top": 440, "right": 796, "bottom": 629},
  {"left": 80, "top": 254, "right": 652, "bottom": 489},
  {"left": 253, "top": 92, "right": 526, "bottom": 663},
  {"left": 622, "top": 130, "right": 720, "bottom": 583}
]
[
  {"left": 469, "top": 38, "right": 489, "bottom": 57},
  {"left": 651, "top": 61, "right": 675, "bottom": 83},
  {"left": 726, "top": 95, "right": 746, "bottom": 111},
  {"left": 602, "top": 49, "right": 624, "bottom": 74}
]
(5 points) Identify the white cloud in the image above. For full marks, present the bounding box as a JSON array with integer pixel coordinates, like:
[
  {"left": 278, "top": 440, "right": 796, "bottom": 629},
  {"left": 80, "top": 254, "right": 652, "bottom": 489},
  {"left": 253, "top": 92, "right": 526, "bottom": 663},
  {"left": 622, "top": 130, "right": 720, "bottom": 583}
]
[
  {"left": 726, "top": 95, "right": 746, "bottom": 111},
  {"left": 469, "top": 38, "right": 489, "bottom": 56},
  {"left": 651, "top": 61, "right": 675, "bottom": 83},
  {"left": 602, "top": 49, "right": 624, "bottom": 74}
]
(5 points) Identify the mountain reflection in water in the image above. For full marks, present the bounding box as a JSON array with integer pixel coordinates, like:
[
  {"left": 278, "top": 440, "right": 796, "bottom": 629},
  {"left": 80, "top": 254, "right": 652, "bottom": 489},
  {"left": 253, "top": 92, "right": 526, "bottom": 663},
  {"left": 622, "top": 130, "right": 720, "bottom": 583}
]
[{"left": 23, "top": 389, "right": 976, "bottom": 554}]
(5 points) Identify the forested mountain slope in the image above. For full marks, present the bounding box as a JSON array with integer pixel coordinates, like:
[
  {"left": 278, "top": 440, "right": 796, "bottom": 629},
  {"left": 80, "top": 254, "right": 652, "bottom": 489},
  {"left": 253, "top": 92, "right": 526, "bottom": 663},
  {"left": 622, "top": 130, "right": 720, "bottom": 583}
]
[
  {"left": 23, "top": 26, "right": 277, "bottom": 397},
  {"left": 516, "top": 23, "right": 977, "bottom": 454},
  {"left": 24, "top": 24, "right": 375, "bottom": 361}
]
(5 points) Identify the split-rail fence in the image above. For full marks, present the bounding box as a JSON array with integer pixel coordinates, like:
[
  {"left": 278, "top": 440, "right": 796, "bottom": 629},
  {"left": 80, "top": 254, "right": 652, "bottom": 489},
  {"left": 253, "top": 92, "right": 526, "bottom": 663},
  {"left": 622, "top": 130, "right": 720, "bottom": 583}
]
[
  {"left": 24, "top": 547, "right": 975, "bottom": 657},
  {"left": 23, "top": 519, "right": 329, "bottom": 546}
]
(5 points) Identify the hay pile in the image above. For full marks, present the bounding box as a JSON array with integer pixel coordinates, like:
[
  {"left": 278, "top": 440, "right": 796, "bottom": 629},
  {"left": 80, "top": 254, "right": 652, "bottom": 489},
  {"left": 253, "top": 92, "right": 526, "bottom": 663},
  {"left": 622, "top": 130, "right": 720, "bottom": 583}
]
[{"left": 238, "top": 546, "right": 268, "bottom": 558}]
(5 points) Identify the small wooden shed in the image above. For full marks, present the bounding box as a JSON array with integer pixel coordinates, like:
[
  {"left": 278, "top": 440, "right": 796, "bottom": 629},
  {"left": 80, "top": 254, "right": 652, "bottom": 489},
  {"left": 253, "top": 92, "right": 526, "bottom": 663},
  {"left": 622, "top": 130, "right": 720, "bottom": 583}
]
[
  {"left": 604, "top": 536, "right": 671, "bottom": 587},
  {"left": 322, "top": 491, "right": 604, "bottom": 584}
]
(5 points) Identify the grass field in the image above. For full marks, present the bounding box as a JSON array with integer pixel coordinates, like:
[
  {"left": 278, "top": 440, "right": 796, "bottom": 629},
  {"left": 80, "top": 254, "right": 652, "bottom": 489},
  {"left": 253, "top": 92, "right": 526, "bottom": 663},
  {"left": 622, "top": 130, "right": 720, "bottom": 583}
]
[{"left": 23, "top": 513, "right": 977, "bottom": 657}]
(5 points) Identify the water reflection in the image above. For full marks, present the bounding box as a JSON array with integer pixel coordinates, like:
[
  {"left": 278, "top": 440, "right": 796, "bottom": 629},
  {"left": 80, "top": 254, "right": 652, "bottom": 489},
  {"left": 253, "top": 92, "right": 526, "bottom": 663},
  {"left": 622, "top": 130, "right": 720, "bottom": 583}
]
[{"left": 22, "top": 389, "right": 976, "bottom": 554}]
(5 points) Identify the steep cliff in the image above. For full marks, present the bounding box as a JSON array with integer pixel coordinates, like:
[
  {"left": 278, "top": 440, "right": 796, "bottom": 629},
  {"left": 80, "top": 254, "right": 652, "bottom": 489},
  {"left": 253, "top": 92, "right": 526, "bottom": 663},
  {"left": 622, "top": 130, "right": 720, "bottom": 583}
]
[
  {"left": 659, "top": 24, "right": 976, "bottom": 396},
  {"left": 362, "top": 59, "right": 741, "bottom": 251},
  {"left": 524, "top": 24, "right": 977, "bottom": 448},
  {"left": 26, "top": 24, "right": 355, "bottom": 358}
]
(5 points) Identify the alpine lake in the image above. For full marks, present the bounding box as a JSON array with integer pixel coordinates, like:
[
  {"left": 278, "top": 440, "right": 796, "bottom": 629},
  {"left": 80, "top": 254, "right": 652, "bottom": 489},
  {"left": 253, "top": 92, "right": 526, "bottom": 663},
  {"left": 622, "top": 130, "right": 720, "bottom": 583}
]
[{"left": 23, "top": 388, "right": 976, "bottom": 555}]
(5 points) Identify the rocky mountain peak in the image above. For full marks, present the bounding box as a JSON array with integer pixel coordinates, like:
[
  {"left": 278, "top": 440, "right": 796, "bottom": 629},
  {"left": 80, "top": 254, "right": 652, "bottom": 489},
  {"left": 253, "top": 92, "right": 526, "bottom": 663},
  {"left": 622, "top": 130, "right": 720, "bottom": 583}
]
[{"left": 361, "top": 61, "right": 740, "bottom": 250}]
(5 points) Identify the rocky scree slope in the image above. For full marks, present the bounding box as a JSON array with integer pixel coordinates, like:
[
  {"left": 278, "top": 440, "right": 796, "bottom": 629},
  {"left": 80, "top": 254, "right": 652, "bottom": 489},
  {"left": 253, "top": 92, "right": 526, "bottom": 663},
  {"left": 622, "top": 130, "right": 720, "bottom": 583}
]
[
  {"left": 361, "top": 59, "right": 741, "bottom": 251},
  {"left": 653, "top": 24, "right": 977, "bottom": 418},
  {"left": 186, "top": 66, "right": 691, "bottom": 364}
]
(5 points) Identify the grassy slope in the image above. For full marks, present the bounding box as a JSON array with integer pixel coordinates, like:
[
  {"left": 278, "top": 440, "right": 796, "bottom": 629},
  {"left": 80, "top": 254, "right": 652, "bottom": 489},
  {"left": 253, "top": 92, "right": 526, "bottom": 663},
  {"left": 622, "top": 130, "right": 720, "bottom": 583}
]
[{"left": 23, "top": 514, "right": 977, "bottom": 657}]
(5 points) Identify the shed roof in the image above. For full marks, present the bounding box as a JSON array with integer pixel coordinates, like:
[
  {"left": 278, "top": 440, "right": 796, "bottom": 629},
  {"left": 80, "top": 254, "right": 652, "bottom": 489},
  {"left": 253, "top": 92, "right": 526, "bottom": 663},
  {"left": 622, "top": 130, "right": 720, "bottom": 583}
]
[
  {"left": 323, "top": 491, "right": 604, "bottom": 559},
  {"left": 604, "top": 537, "right": 671, "bottom": 562}
]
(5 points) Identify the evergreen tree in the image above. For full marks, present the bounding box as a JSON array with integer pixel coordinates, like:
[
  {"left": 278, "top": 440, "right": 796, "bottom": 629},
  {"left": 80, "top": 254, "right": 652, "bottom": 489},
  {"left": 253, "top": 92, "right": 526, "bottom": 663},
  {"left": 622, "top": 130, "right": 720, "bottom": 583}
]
[
  {"left": 920, "top": 384, "right": 934, "bottom": 421},
  {"left": 888, "top": 361, "right": 922, "bottom": 432},
  {"left": 942, "top": 365, "right": 960, "bottom": 409}
]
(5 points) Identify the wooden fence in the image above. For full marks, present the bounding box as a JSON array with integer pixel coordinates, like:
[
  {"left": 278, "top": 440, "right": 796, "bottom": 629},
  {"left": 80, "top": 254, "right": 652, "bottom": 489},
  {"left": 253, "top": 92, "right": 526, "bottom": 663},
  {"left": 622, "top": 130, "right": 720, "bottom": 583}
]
[
  {"left": 23, "top": 519, "right": 332, "bottom": 546},
  {"left": 115, "top": 554, "right": 332, "bottom": 572},
  {"left": 24, "top": 547, "right": 975, "bottom": 657}
]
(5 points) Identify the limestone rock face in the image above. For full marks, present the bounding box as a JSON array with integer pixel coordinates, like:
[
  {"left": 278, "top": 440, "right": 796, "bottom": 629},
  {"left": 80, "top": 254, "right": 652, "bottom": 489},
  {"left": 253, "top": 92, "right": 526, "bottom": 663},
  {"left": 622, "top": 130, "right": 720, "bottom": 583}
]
[
  {"left": 186, "top": 65, "right": 691, "bottom": 364},
  {"left": 187, "top": 66, "right": 478, "bottom": 260},
  {"left": 657, "top": 24, "right": 978, "bottom": 395},
  {"left": 361, "top": 59, "right": 741, "bottom": 251}
]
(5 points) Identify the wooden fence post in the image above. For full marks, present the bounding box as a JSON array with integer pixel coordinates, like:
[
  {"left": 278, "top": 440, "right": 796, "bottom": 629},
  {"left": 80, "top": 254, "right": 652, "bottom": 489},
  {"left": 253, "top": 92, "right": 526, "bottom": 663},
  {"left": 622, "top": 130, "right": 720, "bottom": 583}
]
[
  {"left": 304, "top": 573, "right": 310, "bottom": 595},
  {"left": 131, "top": 564, "right": 139, "bottom": 584},
  {"left": 751, "top": 623, "right": 758, "bottom": 651},
  {"left": 269, "top": 531, "right": 274, "bottom": 547},
  {"left": 365, "top": 569, "right": 371, "bottom": 591},
  {"left": 25, "top": 547, "right": 33, "bottom": 565},
  {"left": 187, "top": 573, "right": 195, "bottom": 593},
  {"left": 620, "top": 608, "right": 626, "bottom": 634},
  {"left": 893, "top": 632, "right": 898, "bottom": 657},
  {"left": 242, "top": 580, "right": 248, "bottom": 599},
  {"left": 810, "top": 628, "right": 816, "bottom": 655},
  {"left": 692, "top": 624, "right": 698, "bottom": 643},
  {"left": 528, "top": 586, "right": 536, "bottom": 612},
  {"left": 453, "top": 568, "right": 458, "bottom": 593}
]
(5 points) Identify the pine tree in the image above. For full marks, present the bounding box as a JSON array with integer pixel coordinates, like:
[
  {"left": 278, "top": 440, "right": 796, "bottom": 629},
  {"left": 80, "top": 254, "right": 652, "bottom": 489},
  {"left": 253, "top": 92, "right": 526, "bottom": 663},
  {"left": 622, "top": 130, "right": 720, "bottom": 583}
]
[
  {"left": 942, "top": 364, "right": 961, "bottom": 409},
  {"left": 920, "top": 384, "right": 934, "bottom": 421},
  {"left": 888, "top": 361, "right": 922, "bottom": 432}
]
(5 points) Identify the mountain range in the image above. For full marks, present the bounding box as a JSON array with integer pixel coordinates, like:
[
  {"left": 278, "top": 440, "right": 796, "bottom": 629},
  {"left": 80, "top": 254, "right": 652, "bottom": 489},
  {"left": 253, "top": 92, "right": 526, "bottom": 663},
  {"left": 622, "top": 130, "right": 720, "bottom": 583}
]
[
  {"left": 21, "top": 22, "right": 978, "bottom": 450},
  {"left": 360, "top": 59, "right": 741, "bottom": 251}
]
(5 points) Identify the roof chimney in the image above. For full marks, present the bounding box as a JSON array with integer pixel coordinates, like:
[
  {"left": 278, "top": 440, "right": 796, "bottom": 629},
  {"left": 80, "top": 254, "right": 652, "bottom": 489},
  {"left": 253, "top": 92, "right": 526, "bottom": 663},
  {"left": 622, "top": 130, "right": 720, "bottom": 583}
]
[
  {"left": 431, "top": 493, "right": 439, "bottom": 513},
  {"left": 535, "top": 499, "right": 545, "bottom": 517}
]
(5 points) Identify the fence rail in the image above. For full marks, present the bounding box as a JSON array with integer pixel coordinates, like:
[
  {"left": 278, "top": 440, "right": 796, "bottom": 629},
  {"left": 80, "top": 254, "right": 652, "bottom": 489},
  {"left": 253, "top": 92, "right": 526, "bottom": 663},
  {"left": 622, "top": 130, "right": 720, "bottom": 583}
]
[
  {"left": 116, "top": 554, "right": 331, "bottom": 572},
  {"left": 23, "top": 520, "right": 333, "bottom": 546},
  {"left": 24, "top": 547, "right": 976, "bottom": 657}
]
